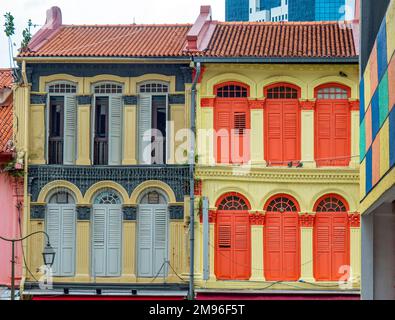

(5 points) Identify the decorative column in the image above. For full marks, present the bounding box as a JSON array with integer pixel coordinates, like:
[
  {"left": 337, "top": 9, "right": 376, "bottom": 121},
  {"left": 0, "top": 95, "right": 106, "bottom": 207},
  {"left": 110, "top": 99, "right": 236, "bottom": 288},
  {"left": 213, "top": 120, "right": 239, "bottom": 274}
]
[
  {"left": 76, "top": 206, "right": 91, "bottom": 281},
  {"left": 29, "top": 203, "right": 45, "bottom": 280},
  {"left": 208, "top": 210, "right": 217, "bottom": 281},
  {"left": 199, "top": 98, "right": 215, "bottom": 165},
  {"left": 29, "top": 94, "right": 47, "bottom": 164},
  {"left": 350, "top": 100, "right": 360, "bottom": 168},
  {"left": 122, "top": 96, "right": 138, "bottom": 165},
  {"left": 250, "top": 212, "right": 265, "bottom": 281},
  {"left": 349, "top": 213, "right": 361, "bottom": 285},
  {"left": 76, "top": 95, "right": 92, "bottom": 165},
  {"left": 300, "top": 100, "right": 316, "bottom": 168},
  {"left": 122, "top": 205, "right": 137, "bottom": 280},
  {"left": 249, "top": 100, "right": 266, "bottom": 165},
  {"left": 299, "top": 213, "right": 315, "bottom": 281},
  {"left": 168, "top": 205, "right": 185, "bottom": 280}
]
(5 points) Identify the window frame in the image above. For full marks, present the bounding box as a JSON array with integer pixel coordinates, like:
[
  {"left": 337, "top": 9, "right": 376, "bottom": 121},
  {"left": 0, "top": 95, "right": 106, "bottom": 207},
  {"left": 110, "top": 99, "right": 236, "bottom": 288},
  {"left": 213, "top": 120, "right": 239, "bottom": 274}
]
[
  {"left": 264, "top": 82, "right": 301, "bottom": 100},
  {"left": 46, "top": 81, "right": 78, "bottom": 165},
  {"left": 214, "top": 81, "right": 250, "bottom": 99},
  {"left": 91, "top": 82, "right": 124, "bottom": 166},
  {"left": 314, "top": 83, "right": 351, "bottom": 100}
]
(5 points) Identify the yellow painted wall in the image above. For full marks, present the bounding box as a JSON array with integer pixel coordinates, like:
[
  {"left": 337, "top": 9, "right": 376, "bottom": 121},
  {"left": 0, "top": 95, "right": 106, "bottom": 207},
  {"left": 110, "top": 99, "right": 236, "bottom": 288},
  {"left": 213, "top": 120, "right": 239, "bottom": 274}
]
[
  {"left": 122, "top": 105, "right": 137, "bottom": 165},
  {"left": 76, "top": 104, "right": 91, "bottom": 165},
  {"left": 76, "top": 220, "right": 90, "bottom": 280},
  {"left": 29, "top": 104, "right": 46, "bottom": 164}
]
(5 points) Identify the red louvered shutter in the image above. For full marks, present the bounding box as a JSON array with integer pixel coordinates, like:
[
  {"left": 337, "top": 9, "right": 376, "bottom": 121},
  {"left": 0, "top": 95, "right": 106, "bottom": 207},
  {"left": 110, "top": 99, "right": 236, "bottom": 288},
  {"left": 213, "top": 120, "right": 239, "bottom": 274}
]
[
  {"left": 282, "top": 213, "right": 300, "bottom": 281},
  {"left": 264, "top": 213, "right": 282, "bottom": 281},
  {"left": 331, "top": 213, "right": 349, "bottom": 280},
  {"left": 283, "top": 101, "right": 299, "bottom": 163},
  {"left": 233, "top": 214, "right": 251, "bottom": 279},
  {"left": 314, "top": 214, "right": 332, "bottom": 281},
  {"left": 216, "top": 214, "right": 233, "bottom": 279},
  {"left": 333, "top": 102, "right": 350, "bottom": 166},
  {"left": 215, "top": 101, "right": 231, "bottom": 164},
  {"left": 266, "top": 101, "right": 283, "bottom": 164},
  {"left": 316, "top": 102, "right": 332, "bottom": 166}
]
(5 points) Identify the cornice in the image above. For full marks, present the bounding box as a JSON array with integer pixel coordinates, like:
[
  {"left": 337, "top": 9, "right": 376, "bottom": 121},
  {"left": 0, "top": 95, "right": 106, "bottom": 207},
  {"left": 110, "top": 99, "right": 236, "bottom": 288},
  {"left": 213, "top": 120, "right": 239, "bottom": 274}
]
[{"left": 195, "top": 166, "right": 359, "bottom": 184}]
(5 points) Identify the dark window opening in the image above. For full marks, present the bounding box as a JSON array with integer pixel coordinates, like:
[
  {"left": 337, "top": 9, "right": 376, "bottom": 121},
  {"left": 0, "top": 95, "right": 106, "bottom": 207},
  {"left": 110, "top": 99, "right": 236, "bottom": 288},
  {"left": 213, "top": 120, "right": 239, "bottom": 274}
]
[
  {"left": 48, "top": 96, "right": 64, "bottom": 165},
  {"left": 94, "top": 97, "right": 109, "bottom": 165},
  {"left": 267, "top": 86, "right": 298, "bottom": 99},
  {"left": 151, "top": 95, "right": 167, "bottom": 164},
  {"left": 216, "top": 84, "right": 248, "bottom": 98}
]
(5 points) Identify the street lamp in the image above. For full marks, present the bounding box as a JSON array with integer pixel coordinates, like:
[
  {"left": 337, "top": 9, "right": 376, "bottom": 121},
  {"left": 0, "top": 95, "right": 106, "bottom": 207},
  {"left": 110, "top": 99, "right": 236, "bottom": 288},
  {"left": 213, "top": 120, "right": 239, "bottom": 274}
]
[{"left": 0, "top": 231, "right": 55, "bottom": 300}]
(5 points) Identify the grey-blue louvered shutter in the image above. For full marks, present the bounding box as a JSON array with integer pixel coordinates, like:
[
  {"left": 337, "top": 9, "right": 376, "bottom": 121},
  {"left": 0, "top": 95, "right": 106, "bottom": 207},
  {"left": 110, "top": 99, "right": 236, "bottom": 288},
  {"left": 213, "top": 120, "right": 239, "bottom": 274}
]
[
  {"left": 93, "top": 207, "right": 106, "bottom": 276},
  {"left": 109, "top": 96, "right": 122, "bottom": 165},
  {"left": 153, "top": 206, "right": 168, "bottom": 277},
  {"left": 63, "top": 95, "right": 77, "bottom": 165},
  {"left": 106, "top": 207, "right": 122, "bottom": 276},
  {"left": 60, "top": 206, "right": 76, "bottom": 276},
  {"left": 138, "top": 205, "right": 153, "bottom": 277},
  {"left": 138, "top": 95, "right": 152, "bottom": 164},
  {"left": 46, "top": 205, "right": 61, "bottom": 275}
]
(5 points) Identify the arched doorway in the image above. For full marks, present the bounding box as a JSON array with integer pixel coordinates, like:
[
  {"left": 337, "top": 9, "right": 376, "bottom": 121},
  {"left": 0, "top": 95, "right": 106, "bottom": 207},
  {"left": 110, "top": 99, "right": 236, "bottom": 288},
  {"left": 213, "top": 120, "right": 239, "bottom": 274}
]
[
  {"left": 215, "top": 193, "right": 251, "bottom": 280},
  {"left": 314, "top": 194, "right": 350, "bottom": 281},
  {"left": 214, "top": 82, "right": 250, "bottom": 164},
  {"left": 264, "top": 83, "right": 301, "bottom": 165},
  {"left": 46, "top": 189, "right": 76, "bottom": 276},
  {"left": 92, "top": 189, "right": 123, "bottom": 277},
  {"left": 315, "top": 83, "right": 351, "bottom": 166},
  {"left": 137, "top": 189, "right": 169, "bottom": 278},
  {"left": 264, "top": 194, "right": 300, "bottom": 281}
]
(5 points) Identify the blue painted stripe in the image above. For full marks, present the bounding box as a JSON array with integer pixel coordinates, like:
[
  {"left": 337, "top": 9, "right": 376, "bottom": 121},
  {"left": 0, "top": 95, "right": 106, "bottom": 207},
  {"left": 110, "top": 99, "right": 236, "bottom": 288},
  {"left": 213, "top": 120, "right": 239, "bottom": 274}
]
[{"left": 366, "top": 147, "right": 373, "bottom": 194}]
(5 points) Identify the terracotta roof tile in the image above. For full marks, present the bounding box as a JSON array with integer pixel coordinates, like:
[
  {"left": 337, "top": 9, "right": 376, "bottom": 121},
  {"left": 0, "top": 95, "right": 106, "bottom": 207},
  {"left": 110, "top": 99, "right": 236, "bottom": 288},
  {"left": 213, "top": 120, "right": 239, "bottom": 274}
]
[
  {"left": 204, "top": 21, "right": 357, "bottom": 58},
  {"left": 20, "top": 24, "right": 192, "bottom": 57},
  {"left": 0, "top": 69, "right": 13, "bottom": 153},
  {"left": 0, "top": 69, "right": 13, "bottom": 89}
]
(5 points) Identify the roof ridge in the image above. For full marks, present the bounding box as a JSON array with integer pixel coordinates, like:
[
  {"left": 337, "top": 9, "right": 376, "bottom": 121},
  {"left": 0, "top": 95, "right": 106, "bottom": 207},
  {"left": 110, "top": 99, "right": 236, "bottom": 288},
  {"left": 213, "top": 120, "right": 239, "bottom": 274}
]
[{"left": 63, "top": 23, "right": 193, "bottom": 28}]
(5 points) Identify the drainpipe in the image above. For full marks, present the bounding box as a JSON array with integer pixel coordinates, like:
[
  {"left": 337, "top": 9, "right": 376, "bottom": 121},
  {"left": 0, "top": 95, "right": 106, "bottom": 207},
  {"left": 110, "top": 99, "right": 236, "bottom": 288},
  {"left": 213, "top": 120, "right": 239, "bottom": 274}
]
[{"left": 188, "top": 61, "right": 201, "bottom": 300}]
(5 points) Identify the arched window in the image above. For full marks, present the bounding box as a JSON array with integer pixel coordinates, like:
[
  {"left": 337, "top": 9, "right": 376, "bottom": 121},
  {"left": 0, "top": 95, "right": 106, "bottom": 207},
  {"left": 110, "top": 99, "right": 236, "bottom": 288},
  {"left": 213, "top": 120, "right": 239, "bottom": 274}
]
[
  {"left": 266, "top": 84, "right": 299, "bottom": 99},
  {"left": 94, "top": 190, "right": 122, "bottom": 205},
  {"left": 94, "top": 83, "right": 123, "bottom": 94},
  {"left": 314, "top": 195, "right": 348, "bottom": 212},
  {"left": 48, "top": 82, "right": 77, "bottom": 94},
  {"left": 139, "top": 82, "right": 169, "bottom": 93},
  {"left": 316, "top": 85, "right": 349, "bottom": 100},
  {"left": 266, "top": 196, "right": 298, "bottom": 212},
  {"left": 217, "top": 193, "right": 250, "bottom": 211},
  {"left": 215, "top": 82, "right": 249, "bottom": 98},
  {"left": 48, "top": 189, "right": 75, "bottom": 204}
]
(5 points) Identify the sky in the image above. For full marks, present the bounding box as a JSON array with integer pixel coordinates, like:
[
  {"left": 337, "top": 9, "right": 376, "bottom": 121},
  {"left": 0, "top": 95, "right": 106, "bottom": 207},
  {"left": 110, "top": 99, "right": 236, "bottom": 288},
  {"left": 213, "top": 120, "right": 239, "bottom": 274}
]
[{"left": 0, "top": 0, "right": 225, "bottom": 67}]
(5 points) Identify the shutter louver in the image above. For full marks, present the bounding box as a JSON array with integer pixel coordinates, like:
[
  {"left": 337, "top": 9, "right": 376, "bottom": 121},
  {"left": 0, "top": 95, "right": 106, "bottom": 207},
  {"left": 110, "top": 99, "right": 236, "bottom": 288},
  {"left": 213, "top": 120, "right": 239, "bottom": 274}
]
[
  {"left": 138, "top": 95, "right": 152, "bottom": 164},
  {"left": 153, "top": 206, "right": 168, "bottom": 277},
  {"left": 93, "top": 207, "right": 106, "bottom": 276},
  {"left": 138, "top": 206, "right": 153, "bottom": 277},
  {"left": 218, "top": 225, "right": 232, "bottom": 248},
  {"left": 63, "top": 96, "right": 77, "bottom": 165},
  {"left": 109, "top": 96, "right": 122, "bottom": 165},
  {"left": 60, "top": 206, "right": 76, "bottom": 276},
  {"left": 106, "top": 207, "right": 122, "bottom": 276},
  {"left": 46, "top": 206, "right": 61, "bottom": 275}
]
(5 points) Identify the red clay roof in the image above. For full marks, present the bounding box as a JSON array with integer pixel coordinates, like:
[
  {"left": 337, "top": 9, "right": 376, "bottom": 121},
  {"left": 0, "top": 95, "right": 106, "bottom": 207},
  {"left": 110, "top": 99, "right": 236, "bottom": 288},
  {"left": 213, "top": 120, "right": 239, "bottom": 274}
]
[
  {"left": 203, "top": 21, "right": 357, "bottom": 58},
  {"left": 20, "top": 24, "right": 192, "bottom": 57},
  {"left": 18, "top": 21, "right": 357, "bottom": 59},
  {"left": 0, "top": 69, "right": 13, "bottom": 89},
  {"left": 0, "top": 69, "right": 13, "bottom": 153}
]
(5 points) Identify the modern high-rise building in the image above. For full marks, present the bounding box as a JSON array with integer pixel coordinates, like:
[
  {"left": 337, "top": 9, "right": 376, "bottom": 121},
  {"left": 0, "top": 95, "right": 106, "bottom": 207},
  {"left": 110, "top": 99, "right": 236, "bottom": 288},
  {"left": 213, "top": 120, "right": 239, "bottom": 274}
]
[
  {"left": 225, "top": 0, "right": 249, "bottom": 21},
  {"left": 227, "top": 0, "right": 350, "bottom": 22}
]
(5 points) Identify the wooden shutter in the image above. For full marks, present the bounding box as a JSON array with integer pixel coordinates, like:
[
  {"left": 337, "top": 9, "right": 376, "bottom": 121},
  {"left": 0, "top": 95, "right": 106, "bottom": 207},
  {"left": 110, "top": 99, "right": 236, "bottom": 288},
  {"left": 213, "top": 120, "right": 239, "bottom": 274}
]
[
  {"left": 333, "top": 102, "right": 350, "bottom": 166},
  {"left": 314, "top": 215, "right": 332, "bottom": 281},
  {"left": 63, "top": 96, "right": 77, "bottom": 165},
  {"left": 93, "top": 207, "right": 106, "bottom": 276},
  {"left": 216, "top": 214, "right": 233, "bottom": 279},
  {"left": 46, "top": 206, "right": 61, "bottom": 275},
  {"left": 106, "top": 207, "right": 122, "bottom": 276},
  {"left": 332, "top": 214, "right": 349, "bottom": 280},
  {"left": 216, "top": 110, "right": 231, "bottom": 164},
  {"left": 153, "top": 206, "right": 168, "bottom": 277},
  {"left": 233, "top": 214, "right": 250, "bottom": 279},
  {"left": 282, "top": 214, "right": 299, "bottom": 280},
  {"left": 316, "top": 102, "right": 332, "bottom": 166},
  {"left": 138, "top": 95, "right": 152, "bottom": 164},
  {"left": 108, "top": 96, "right": 122, "bottom": 165},
  {"left": 232, "top": 109, "right": 250, "bottom": 164},
  {"left": 266, "top": 101, "right": 283, "bottom": 163},
  {"left": 283, "top": 102, "right": 298, "bottom": 162},
  {"left": 60, "top": 206, "right": 76, "bottom": 276},
  {"left": 138, "top": 205, "right": 154, "bottom": 277},
  {"left": 264, "top": 213, "right": 282, "bottom": 280}
]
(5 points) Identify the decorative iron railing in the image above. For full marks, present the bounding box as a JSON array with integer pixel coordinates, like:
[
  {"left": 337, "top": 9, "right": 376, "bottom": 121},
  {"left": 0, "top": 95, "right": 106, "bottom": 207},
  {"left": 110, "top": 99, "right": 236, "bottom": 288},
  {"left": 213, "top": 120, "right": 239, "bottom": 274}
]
[
  {"left": 28, "top": 165, "right": 190, "bottom": 202},
  {"left": 48, "top": 138, "right": 63, "bottom": 165}
]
